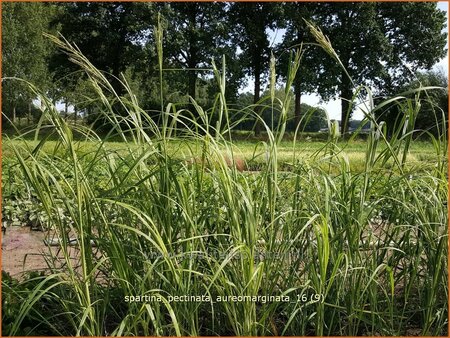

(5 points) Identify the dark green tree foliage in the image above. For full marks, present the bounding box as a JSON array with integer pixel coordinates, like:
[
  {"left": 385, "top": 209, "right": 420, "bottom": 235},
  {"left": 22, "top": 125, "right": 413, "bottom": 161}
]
[
  {"left": 2, "top": 2, "right": 56, "bottom": 124},
  {"left": 228, "top": 2, "right": 283, "bottom": 135},
  {"left": 49, "top": 2, "right": 155, "bottom": 129},
  {"left": 414, "top": 70, "right": 448, "bottom": 135},
  {"left": 310, "top": 2, "right": 394, "bottom": 134},
  {"left": 298, "top": 104, "right": 328, "bottom": 132},
  {"left": 378, "top": 2, "right": 448, "bottom": 90},
  {"left": 376, "top": 68, "right": 448, "bottom": 137},
  {"left": 63, "top": 2, "right": 152, "bottom": 77},
  {"left": 278, "top": 2, "right": 319, "bottom": 126},
  {"left": 161, "top": 2, "right": 232, "bottom": 101},
  {"left": 237, "top": 87, "right": 327, "bottom": 132},
  {"left": 4, "top": 2, "right": 447, "bottom": 135},
  {"left": 50, "top": 2, "right": 154, "bottom": 95},
  {"left": 301, "top": 2, "right": 446, "bottom": 134}
]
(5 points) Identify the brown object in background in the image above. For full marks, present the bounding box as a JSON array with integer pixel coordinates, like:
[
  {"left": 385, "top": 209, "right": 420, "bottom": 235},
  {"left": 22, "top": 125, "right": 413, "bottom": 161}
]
[
  {"left": 187, "top": 154, "right": 247, "bottom": 172},
  {"left": 224, "top": 155, "right": 246, "bottom": 172}
]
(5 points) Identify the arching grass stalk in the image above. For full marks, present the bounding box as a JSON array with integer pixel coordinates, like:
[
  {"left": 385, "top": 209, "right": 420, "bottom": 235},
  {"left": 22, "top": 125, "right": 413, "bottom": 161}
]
[
  {"left": 3, "top": 22, "right": 447, "bottom": 336},
  {"left": 9, "top": 86, "right": 100, "bottom": 335}
]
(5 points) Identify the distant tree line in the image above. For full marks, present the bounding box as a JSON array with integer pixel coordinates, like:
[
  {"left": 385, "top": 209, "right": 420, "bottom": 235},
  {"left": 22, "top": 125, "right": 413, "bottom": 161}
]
[{"left": 2, "top": 2, "right": 447, "bottom": 134}]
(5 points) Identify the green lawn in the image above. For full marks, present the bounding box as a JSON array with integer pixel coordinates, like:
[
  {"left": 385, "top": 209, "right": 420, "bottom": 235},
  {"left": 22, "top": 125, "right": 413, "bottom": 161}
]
[{"left": 2, "top": 137, "right": 441, "bottom": 173}]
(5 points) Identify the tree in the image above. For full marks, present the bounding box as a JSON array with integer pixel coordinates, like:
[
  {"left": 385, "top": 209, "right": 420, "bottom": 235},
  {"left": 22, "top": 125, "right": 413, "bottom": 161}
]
[
  {"left": 2, "top": 2, "right": 56, "bottom": 124},
  {"left": 160, "top": 2, "right": 232, "bottom": 102},
  {"left": 377, "top": 3, "right": 448, "bottom": 91},
  {"left": 260, "top": 86, "right": 295, "bottom": 131},
  {"left": 50, "top": 2, "right": 154, "bottom": 96},
  {"left": 307, "top": 2, "right": 447, "bottom": 134},
  {"left": 278, "top": 2, "right": 319, "bottom": 126},
  {"left": 48, "top": 2, "right": 157, "bottom": 130},
  {"left": 376, "top": 68, "right": 448, "bottom": 136},
  {"left": 228, "top": 2, "right": 283, "bottom": 135},
  {"left": 235, "top": 86, "right": 327, "bottom": 133},
  {"left": 298, "top": 104, "right": 328, "bottom": 132}
]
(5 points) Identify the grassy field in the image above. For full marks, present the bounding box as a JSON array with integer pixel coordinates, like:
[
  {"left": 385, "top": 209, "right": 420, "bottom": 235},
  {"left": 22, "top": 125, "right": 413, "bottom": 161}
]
[
  {"left": 2, "top": 128, "right": 447, "bottom": 336},
  {"left": 1, "top": 34, "right": 448, "bottom": 336},
  {"left": 2, "top": 137, "right": 441, "bottom": 172}
]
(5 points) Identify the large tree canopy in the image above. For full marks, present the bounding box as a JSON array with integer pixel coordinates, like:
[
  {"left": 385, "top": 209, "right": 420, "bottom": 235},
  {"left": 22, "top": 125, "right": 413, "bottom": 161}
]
[
  {"left": 59, "top": 2, "right": 153, "bottom": 74},
  {"left": 2, "top": 2, "right": 447, "bottom": 134},
  {"left": 2, "top": 2, "right": 56, "bottom": 123},
  {"left": 375, "top": 68, "right": 448, "bottom": 136},
  {"left": 228, "top": 2, "right": 284, "bottom": 134},
  {"left": 49, "top": 2, "right": 154, "bottom": 95},
  {"left": 278, "top": 2, "right": 324, "bottom": 127},
  {"left": 160, "top": 2, "right": 231, "bottom": 101},
  {"left": 46, "top": 2, "right": 156, "bottom": 128},
  {"left": 301, "top": 2, "right": 447, "bottom": 133}
]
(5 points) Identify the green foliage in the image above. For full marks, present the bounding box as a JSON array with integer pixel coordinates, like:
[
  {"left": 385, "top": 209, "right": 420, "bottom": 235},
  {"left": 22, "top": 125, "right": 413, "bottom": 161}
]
[
  {"left": 228, "top": 2, "right": 283, "bottom": 84},
  {"left": 257, "top": 87, "right": 327, "bottom": 132},
  {"left": 46, "top": 2, "right": 156, "bottom": 131},
  {"left": 375, "top": 68, "right": 448, "bottom": 137},
  {"left": 1, "top": 2, "right": 57, "bottom": 123},
  {"left": 285, "top": 2, "right": 447, "bottom": 133},
  {"left": 228, "top": 2, "right": 284, "bottom": 135},
  {"left": 5, "top": 2, "right": 446, "bottom": 135},
  {"left": 50, "top": 2, "right": 154, "bottom": 83},
  {"left": 2, "top": 35, "right": 447, "bottom": 336},
  {"left": 1, "top": 270, "right": 76, "bottom": 336},
  {"left": 160, "top": 2, "right": 233, "bottom": 100},
  {"left": 298, "top": 105, "right": 327, "bottom": 132}
]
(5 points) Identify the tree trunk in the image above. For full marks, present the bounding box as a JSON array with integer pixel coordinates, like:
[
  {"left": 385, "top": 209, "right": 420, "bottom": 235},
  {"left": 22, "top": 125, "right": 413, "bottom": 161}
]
[
  {"left": 74, "top": 106, "right": 78, "bottom": 124},
  {"left": 12, "top": 106, "right": 16, "bottom": 125},
  {"left": 28, "top": 102, "right": 31, "bottom": 125},
  {"left": 187, "top": 53, "right": 198, "bottom": 131},
  {"left": 188, "top": 65, "right": 197, "bottom": 100},
  {"left": 294, "top": 31, "right": 305, "bottom": 131},
  {"left": 187, "top": 44, "right": 197, "bottom": 100},
  {"left": 187, "top": 5, "right": 198, "bottom": 101},
  {"left": 294, "top": 80, "right": 302, "bottom": 129},
  {"left": 254, "top": 60, "right": 262, "bottom": 136},
  {"left": 64, "top": 101, "right": 68, "bottom": 119},
  {"left": 340, "top": 71, "right": 353, "bottom": 135}
]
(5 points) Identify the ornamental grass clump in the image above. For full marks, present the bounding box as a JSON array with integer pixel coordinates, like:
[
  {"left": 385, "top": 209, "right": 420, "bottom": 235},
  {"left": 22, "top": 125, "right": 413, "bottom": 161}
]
[{"left": 2, "top": 23, "right": 447, "bottom": 336}]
